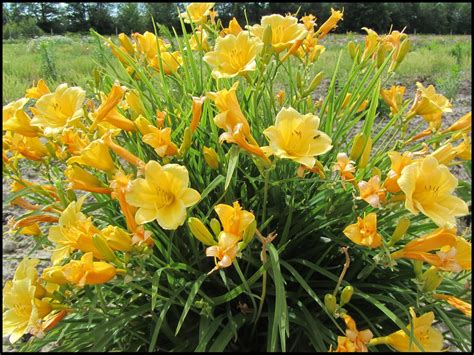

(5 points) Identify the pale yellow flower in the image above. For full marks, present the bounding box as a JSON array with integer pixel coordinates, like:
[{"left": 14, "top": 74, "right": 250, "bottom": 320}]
[
  {"left": 249, "top": 14, "right": 308, "bottom": 54},
  {"left": 133, "top": 31, "right": 170, "bottom": 61},
  {"left": 25, "top": 79, "right": 50, "bottom": 100},
  {"left": 3, "top": 97, "right": 29, "bottom": 122},
  {"left": 180, "top": 3, "right": 215, "bottom": 24},
  {"left": 221, "top": 17, "right": 243, "bottom": 36},
  {"left": 65, "top": 165, "right": 111, "bottom": 194},
  {"left": 333, "top": 314, "right": 373, "bottom": 352},
  {"left": 263, "top": 107, "right": 332, "bottom": 167},
  {"left": 3, "top": 109, "right": 41, "bottom": 137},
  {"left": 189, "top": 28, "right": 211, "bottom": 52},
  {"left": 333, "top": 153, "right": 356, "bottom": 181},
  {"left": 443, "top": 112, "right": 471, "bottom": 133},
  {"left": 149, "top": 51, "right": 183, "bottom": 75},
  {"left": 343, "top": 213, "right": 382, "bottom": 249},
  {"left": 453, "top": 134, "right": 471, "bottom": 161},
  {"left": 397, "top": 155, "right": 468, "bottom": 228},
  {"left": 317, "top": 8, "right": 343, "bottom": 39},
  {"left": 30, "top": 83, "right": 86, "bottom": 136},
  {"left": 408, "top": 83, "right": 452, "bottom": 130},
  {"left": 381, "top": 85, "right": 406, "bottom": 114},
  {"left": 101, "top": 225, "right": 132, "bottom": 252},
  {"left": 125, "top": 161, "right": 201, "bottom": 230},
  {"left": 383, "top": 151, "right": 413, "bottom": 193},
  {"left": 301, "top": 14, "right": 316, "bottom": 31},
  {"left": 67, "top": 139, "right": 116, "bottom": 173},
  {"left": 142, "top": 126, "right": 178, "bottom": 158},
  {"left": 204, "top": 31, "right": 263, "bottom": 79}
]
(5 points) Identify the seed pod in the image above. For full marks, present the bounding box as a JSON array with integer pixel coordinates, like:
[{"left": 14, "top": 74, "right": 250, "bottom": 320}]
[
  {"left": 349, "top": 132, "right": 366, "bottom": 161},
  {"left": 93, "top": 233, "right": 117, "bottom": 263},
  {"left": 340, "top": 285, "right": 354, "bottom": 306},
  {"left": 188, "top": 217, "right": 217, "bottom": 246},
  {"left": 209, "top": 218, "right": 221, "bottom": 237},
  {"left": 391, "top": 217, "right": 410, "bottom": 244},
  {"left": 358, "top": 135, "right": 372, "bottom": 168},
  {"left": 324, "top": 293, "right": 337, "bottom": 314},
  {"left": 203, "top": 146, "right": 219, "bottom": 169}
]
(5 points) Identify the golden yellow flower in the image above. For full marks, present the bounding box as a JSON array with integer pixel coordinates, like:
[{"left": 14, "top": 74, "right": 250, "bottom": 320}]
[
  {"left": 3, "top": 108, "right": 41, "bottom": 137},
  {"left": 142, "top": 126, "right": 178, "bottom": 158},
  {"left": 125, "top": 90, "right": 147, "bottom": 117},
  {"left": 190, "top": 96, "right": 206, "bottom": 132},
  {"left": 133, "top": 31, "right": 170, "bottom": 61},
  {"left": 203, "top": 146, "right": 219, "bottom": 169},
  {"left": 263, "top": 107, "right": 332, "bottom": 168},
  {"left": 101, "top": 225, "right": 132, "bottom": 252},
  {"left": 58, "top": 128, "right": 90, "bottom": 155},
  {"left": 301, "top": 14, "right": 316, "bottom": 31},
  {"left": 3, "top": 97, "right": 29, "bottom": 122},
  {"left": 333, "top": 153, "right": 356, "bottom": 181},
  {"left": 206, "top": 231, "right": 241, "bottom": 271},
  {"left": 25, "top": 79, "right": 50, "bottom": 100},
  {"left": 149, "top": 51, "right": 183, "bottom": 75},
  {"left": 398, "top": 155, "right": 468, "bottom": 228},
  {"left": 61, "top": 252, "right": 116, "bottom": 287},
  {"left": 381, "top": 85, "right": 406, "bottom": 114},
  {"left": 67, "top": 139, "right": 116, "bottom": 173},
  {"left": 391, "top": 228, "right": 471, "bottom": 272},
  {"left": 343, "top": 213, "right": 382, "bottom": 248},
  {"left": 3, "top": 133, "right": 48, "bottom": 161},
  {"left": 433, "top": 293, "right": 471, "bottom": 318},
  {"left": 443, "top": 112, "right": 471, "bottom": 133},
  {"left": 189, "top": 28, "right": 211, "bottom": 52},
  {"left": 30, "top": 83, "right": 86, "bottom": 136},
  {"left": 317, "top": 8, "right": 343, "bottom": 39},
  {"left": 360, "top": 27, "right": 380, "bottom": 61},
  {"left": 453, "top": 134, "right": 471, "bottom": 161},
  {"left": 221, "top": 17, "right": 243, "bottom": 36},
  {"left": 249, "top": 14, "right": 307, "bottom": 54},
  {"left": 370, "top": 308, "right": 443, "bottom": 352},
  {"left": 297, "top": 33, "right": 326, "bottom": 62},
  {"left": 358, "top": 175, "right": 386, "bottom": 208},
  {"left": 204, "top": 31, "right": 263, "bottom": 79},
  {"left": 125, "top": 160, "right": 201, "bottom": 230},
  {"left": 180, "top": 3, "right": 215, "bottom": 24},
  {"left": 408, "top": 83, "right": 453, "bottom": 130},
  {"left": 334, "top": 314, "right": 373, "bottom": 352},
  {"left": 118, "top": 33, "right": 135, "bottom": 55},
  {"left": 383, "top": 151, "right": 413, "bottom": 193},
  {"left": 215, "top": 201, "right": 255, "bottom": 237},
  {"left": 430, "top": 142, "right": 457, "bottom": 165},
  {"left": 65, "top": 165, "right": 111, "bottom": 194}
]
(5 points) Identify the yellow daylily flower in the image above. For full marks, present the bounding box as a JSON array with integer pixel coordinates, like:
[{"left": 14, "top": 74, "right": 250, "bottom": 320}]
[
  {"left": 25, "top": 79, "right": 50, "bottom": 100},
  {"left": 203, "top": 146, "right": 219, "bottom": 169},
  {"left": 118, "top": 33, "right": 135, "bottom": 55},
  {"left": 67, "top": 139, "right": 116, "bottom": 173},
  {"left": 397, "top": 155, "right": 468, "bottom": 228},
  {"left": 65, "top": 165, "right": 111, "bottom": 194},
  {"left": 206, "top": 232, "right": 241, "bottom": 272},
  {"left": 125, "top": 160, "right": 201, "bottom": 230},
  {"left": 125, "top": 90, "right": 147, "bottom": 117},
  {"left": 381, "top": 85, "right": 405, "bottom": 114},
  {"left": 180, "top": 2, "right": 215, "bottom": 24},
  {"left": 301, "top": 14, "right": 316, "bottom": 31},
  {"left": 221, "top": 17, "right": 243, "bottom": 36},
  {"left": 430, "top": 142, "right": 457, "bottom": 165},
  {"left": 30, "top": 83, "right": 86, "bottom": 136},
  {"left": 189, "top": 28, "right": 211, "bottom": 52},
  {"left": 3, "top": 97, "right": 29, "bottom": 122},
  {"left": 369, "top": 308, "right": 443, "bottom": 352},
  {"left": 204, "top": 31, "right": 263, "bottom": 79},
  {"left": 263, "top": 107, "right": 332, "bottom": 168},
  {"left": 3, "top": 108, "right": 41, "bottom": 137},
  {"left": 101, "top": 225, "right": 132, "bottom": 252},
  {"left": 297, "top": 33, "right": 326, "bottom": 62},
  {"left": 317, "top": 8, "right": 343, "bottom": 39},
  {"left": 391, "top": 228, "right": 471, "bottom": 272},
  {"left": 384, "top": 151, "right": 413, "bottom": 193},
  {"left": 61, "top": 252, "right": 116, "bottom": 287},
  {"left": 215, "top": 201, "right": 255, "bottom": 238},
  {"left": 357, "top": 175, "right": 386, "bottom": 208},
  {"left": 333, "top": 153, "right": 356, "bottom": 181},
  {"left": 360, "top": 27, "right": 380, "bottom": 61},
  {"left": 3, "top": 133, "right": 48, "bottom": 161},
  {"left": 443, "top": 111, "right": 471, "bottom": 134},
  {"left": 58, "top": 128, "right": 90, "bottom": 155},
  {"left": 343, "top": 213, "right": 382, "bottom": 248},
  {"left": 142, "top": 126, "right": 179, "bottom": 158},
  {"left": 149, "top": 51, "right": 183, "bottom": 75},
  {"left": 249, "top": 14, "right": 307, "bottom": 54},
  {"left": 433, "top": 293, "right": 471, "bottom": 318},
  {"left": 408, "top": 83, "right": 452, "bottom": 130},
  {"left": 453, "top": 134, "right": 471, "bottom": 161},
  {"left": 133, "top": 31, "right": 170, "bottom": 61},
  {"left": 333, "top": 314, "right": 373, "bottom": 352},
  {"left": 209, "top": 9, "right": 218, "bottom": 24}
]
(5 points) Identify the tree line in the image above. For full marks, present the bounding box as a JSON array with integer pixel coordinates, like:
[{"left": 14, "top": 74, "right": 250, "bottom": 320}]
[{"left": 3, "top": 2, "right": 472, "bottom": 40}]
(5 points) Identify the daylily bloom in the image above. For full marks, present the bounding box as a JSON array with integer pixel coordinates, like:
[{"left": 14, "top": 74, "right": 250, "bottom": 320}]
[
  {"left": 397, "top": 155, "right": 468, "bottom": 228},
  {"left": 25, "top": 79, "right": 50, "bottom": 100},
  {"left": 433, "top": 293, "right": 471, "bottom": 318},
  {"left": 125, "top": 90, "right": 147, "bottom": 117},
  {"left": 383, "top": 151, "right": 413, "bottom": 193},
  {"left": 343, "top": 213, "right": 382, "bottom": 248},
  {"left": 369, "top": 308, "right": 443, "bottom": 352},
  {"left": 317, "top": 8, "right": 343, "bottom": 39},
  {"left": 101, "top": 225, "right": 132, "bottom": 252},
  {"left": 333, "top": 314, "right": 373, "bottom": 352},
  {"left": 203, "top": 146, "right": 219, "bottom": 169},
  {"left": 381, "top": 85, "right": 406, "bottom": 114},
  {"left": 110, "top": 170, "right": 139, "bottom": 233},
  {"left": 263, "top": 107, "right": 332, "bottom": 168},
  {"left": 65, "top": 165, "right": 111, "bottom": 194},
  {"left": 133, "top": 31, "right": 170, "bottom": 61},
  {"left": 333, "top": 153, "right": 356, "bottom": 181},
  {"left": 357, "top": 175, "right": 386, "bottom": 208},
  {"left": 360, "top": 27, "right": 380, "bottom": 61},
  {"left": 391, "top": 228, "right": 471, "bottom": 272},
  {"left": 67, "top": 139, "right": 116, "bottom": 173},
  {"left": 221, "top": 17, "right": 243, "bottom": 36},
  {"left": 189, "top": 28, "right": 211, "bottom": 52},
  {"left": 408, "top": 83, "right": 452, "bottom": 130},
  {"left": 206, "top": 231, "right": 241, "bottom": 272},
  {"left": 204, "top": 31, "right": 263, "bottom": 79},
  {"left": 125, "top": 160, "right": 201, "bottom": 230},
  {"left": 443, "top": 112, "right": 471, "bottom": 134},
  {"left": 180, "top": 3, "right": 215, "bottom": 24},
  {"left": 3, "top": 133, "right": 48, "bottom": 161},
  {"left": 190, "top": 96, "right": 206, "bottom": 132},
  {"left": 453, "top": 134, "right": 471, "bottom": 161},
  {"left": 149, "top": 51, "right": 183, "bottom": 75},
  {"left": 3, "top": 108, "right": 41, "bottom": 137},
  {"left": 142, "top": 126, "right": 179, "bottom": 158},
  {"left": 30, "top": 83, "right": 86, "bottom": 136},
  {"left": 58, "top": 128, "right": 90, "bottom": 155},
  {"left": 60, "top": 252, "right": 116, "bottom": 287},
  {"left": 249, "top": 14, "right": 307, "bottom": 54},
  {"left": 301, "top": 14, "right": 316, "bottom": 31},
  {"left": 3, "top": 97, "right": 29, "bottom": 122},
  {"left": 430, "top": 143, "right": 457, "bottom": 165}
]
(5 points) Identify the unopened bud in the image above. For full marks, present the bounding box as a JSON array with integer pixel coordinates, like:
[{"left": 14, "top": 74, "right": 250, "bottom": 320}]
[
  {"left": 303, "top": 71, "right": 323, "bottom": 97},
  {"left": 350, "top": 133, "right": 366, "bottom": 161},
  {"left": 179, "top": 127, "right": 192, "bottom": 156},
  {"left": 93, "top": 233, "right": 117, "bottom": 262},
  {"left": 376, "top": 45, "right": 386, "bottom": 68},
  {"left": 390, "top": 217, "right": 410, "bottom": 245},
  {"left": 324, "top": 293, "right": 337, "bottom": 314},
  {"left": 421, "top": 267, "right": 444, "bottom": 292},
  {"left": 348, "top": 41, "right": 358, "bottom": 60},
  {"left": 371, "top": 167, "right": 382, "bottom": 178},
  {"left": 358, "top": 135, "right": 372, "bottom": 168},
  {"left": 188, "top": 217, "right": 217, "bottom": 246},
  {"left": 340, "top": 286, "right": 354, "bottom": 306},
  {"left": 118, "top": 33, "right": 135, "bottom": 55},
  {"left": 203, "top": 146, "right": 219, "bottom": 169},
  {"left": 261, "top": 24, "right": 273, "bottom": 64},
  {"left": 430, "top": 143, "right": 456, "bottom": 165},
  {"left": 296, "top": 71, "right": 303, "bottom": 90},
  {"left": 396, "top": 38, "right": 411, "bottom": 64},
  {"left": 209, "top": 218, "right": 221, "bottom": 237}
]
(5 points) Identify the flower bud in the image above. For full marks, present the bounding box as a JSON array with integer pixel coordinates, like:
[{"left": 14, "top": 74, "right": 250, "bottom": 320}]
[
  {"left": 421, "top": 267, "right": 444, "bottom": 292},
  {"left": 430, "top": 143, "right": 456, "bottom": 165},
  {"left": 101, "top": 225, "right": 132, "bottom": 252},
  {"left": 210, "top": 218, "right": 221, "bottom": 236},
  {"left": 444, "top": 112, "right": 471, "bottom": 133},
  {"left": 396, "top": 38, "right": 411, "bottom": 64},
  {"left": 118, "top": 33, "right": 135, "bottom": 55},
  {"left": 296, "top": 71, "right": 303, "bottom": 91},
  {"left": 340, "top": 285, "right": 354, "bottom": 306},
  {"left": 178, "top": 127, "right": 193, "bottom": 156},
  {"left": 371, "top": 167, "right": 382, "bottom": 178},
  {"left": 203, "top": 146, "right": 219, "bottom": 169},
  {"left": 358, "top": 135, "right": 372, "bottom": 168},
  {"left": 303, "top": 71, "right": 324, "bottom": 97},
  {"left": 349, "top": 132, "right": 366, "bottom": 160},
  {"left": 41, "top": 266, "right": 69, "bottom": 285},
  {"left": 188, "top": 217, "right": 217, "bottom": 246},
  {"left": 348, "top": 41, "right": 358, "bottom": 60},
  {"left": 260, "top": 24, "right": 273, "bottom": 65},
  {"left": 390, "top": 217, "right": 410, "bottom": 244},
  {"left": 376, "top": 45, "right": 386, "bottom": 68},
  {"left": 93, "top": 233, "right": 117, "bottom": 263},
  {"left": 324, "top": 293, "right": 337, "bottom": 314}
]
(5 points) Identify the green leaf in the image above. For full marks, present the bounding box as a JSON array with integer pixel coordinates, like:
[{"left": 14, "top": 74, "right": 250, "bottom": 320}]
[
  {"left": 208, "top": 313, "right": 246, "bottom": 352},
  {"left": 225, "top": 145, "right": 240, "bottom": 191},
  {"left": 175, "top": 273, "right": 207, "bottom": 336}
]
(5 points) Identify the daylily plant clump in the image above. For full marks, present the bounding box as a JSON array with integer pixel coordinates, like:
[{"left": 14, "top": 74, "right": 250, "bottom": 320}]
[{"left": 2, "top": 3, "right": 472, "bottom": 352}]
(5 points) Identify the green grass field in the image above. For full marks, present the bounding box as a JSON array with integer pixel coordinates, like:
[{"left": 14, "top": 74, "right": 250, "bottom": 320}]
[{"left": 2, "top": 34, "right": 472, "bottom": 104}]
